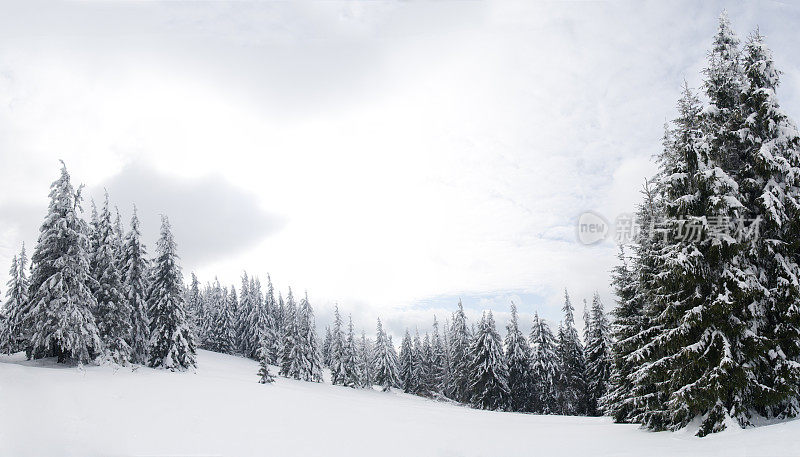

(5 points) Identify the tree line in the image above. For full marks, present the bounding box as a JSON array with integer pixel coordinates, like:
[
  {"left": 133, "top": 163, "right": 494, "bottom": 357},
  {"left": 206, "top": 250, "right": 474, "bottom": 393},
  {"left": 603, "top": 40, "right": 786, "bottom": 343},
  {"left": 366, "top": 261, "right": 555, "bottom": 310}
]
[
  {"left": 0, "top": 163, "right": 195, "bottom": 369},
  {"left": 315, "top": 292, "right": 611, "bottom": 416},
  {"left": 0, "top": 163, "right": 614, "bottom": 418},
  {"left": 604, "top": 14, "right": 800, "bottom": 436},
  {"left": 183, "top": 258, "right": 614, "bottom": 415}
]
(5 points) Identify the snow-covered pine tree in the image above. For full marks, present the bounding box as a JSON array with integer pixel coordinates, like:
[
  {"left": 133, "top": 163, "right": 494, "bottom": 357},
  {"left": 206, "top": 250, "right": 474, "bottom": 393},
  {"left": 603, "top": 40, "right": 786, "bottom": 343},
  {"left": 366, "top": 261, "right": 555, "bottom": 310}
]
[
  {"left": 329, "top": 305, "right": 346, "bottom": 385},
  {"left": 27, "top": 164, "right": 101, "bottom": 363},
  {"left": 279, "top": 288, "right": 303, "bottom": 379},
  {"left": 122, "top": 207, "right": 151, "bottom": 364},
  {"left": 263, "top": 275, "right": 281, "bottom": 364},
  {"left": 88, "top": 200, "right": 100, "bottom": 262},
  {"left": 237, "top": 272, "right": 252, "bottom": 355},
  {"left": 358, "top": 330, "right": 374, "bottom": 387},
  {"left": 388, "top": 335, "right": 399, "bottom": 374},
  {"left": 253, "top": 278, "right": 273, "bottom": 359},
  {"left": 0, "top": 298, "right": 5, "bottom": 354},
  {"left": 204, "top": 282, "right": 225, "bottom": 352},
  {"left": 584, "top": 292, "right": 612, "bottom": 417},
  {"left": 2, "top": 245, "right": 28, "bottom": 354},
  {"left": 468, "top": 311, "right": 510, "bottom": 410},
  {"left": 582, "top": 299, "right": 591, "bottom": 352},
  {"left": 412, "top": 329, "right": 430, "bottom": 396},
  {"left": 240, "top": 275, "right": 269, "bottom": 360},
  {"left": 273, "top": 290, "right": 285, "bottom": 346},
  {"left": 212, "top": 285, "right": 237, "bottom": 354},
  {"left": 227, "top": 283, "right": 241, "bottom": 352},
  {"left": 258, "top": 338, "right": 275, "bottom": 384},
  {"left": 418, "top": 332, "right": 436, "bottom": 396},
  {"left": 440, "top": 317, "right": 456, "bottom": 399},
  {"left": 530, "top": 312, "right": 559, "bottom": 414},
  {"left": 229, "top": 286, "right": 239, "bottom": 349},
  {"left": 504, "top": 302, "right": 533, "bottom": 412},
  {"left": 322, "top": 325, "right": 333, "bottom": 368},
  {"left": 632, "top": 71, "right": 755, "bottom": 434},
  {"left": 341, "top": 315, "right": 362, "bottom": 388},
  {"left": 112, "top": 207, "right": 125, "bottom": 277},
  {"left": 258, "top": 358, "right": 275, "bottom": 384},
  {"left": 604, "top": 247, "right": 640, "bottom": 421},
  {"left": 297, "top": 291, "right": 323, "bottom": 382},
  {"left": 372, "top": 318, "right": 400, "bottom": 391},
  {"left": 557, "top": 290, "right": 587, "bottom": 415},
  {"left": 185, "top": 272, "right": 202, "bottom": 346},
  {"left": 737, "top": 29, "right": 800, "bottom": 420},
  {"left": 430, "top": 316, "right": 447, "bottom": 395},
  {"left": 450, "top": 300, "right": 472, "bottom": 402},
  {"left": 605, "top": 181, "right": 663, "bottom": 423},
  {"left": 0, "top": 255, "right": 17, "bottom": 353},
  {"left": 146, "top": 216, "right": 196, "bottom": 370},
  {"left": 399, "top": 329, "right": 416, "bottom": 393},
  {"left": 275, "top": 291, "right": 287, "bottom": 363},
  {"left": 91, "top": 192, "right": 132, "bottom": 364},
  {"left": 197, "top": 282, "right": 214, "bottom": 350}
]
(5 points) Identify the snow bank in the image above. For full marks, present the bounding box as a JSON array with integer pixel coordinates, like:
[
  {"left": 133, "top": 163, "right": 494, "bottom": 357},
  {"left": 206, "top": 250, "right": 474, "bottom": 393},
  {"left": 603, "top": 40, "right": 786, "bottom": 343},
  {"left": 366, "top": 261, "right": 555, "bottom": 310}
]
[{"left": 1, "top": 350, "right": 797, "bottom": 457}]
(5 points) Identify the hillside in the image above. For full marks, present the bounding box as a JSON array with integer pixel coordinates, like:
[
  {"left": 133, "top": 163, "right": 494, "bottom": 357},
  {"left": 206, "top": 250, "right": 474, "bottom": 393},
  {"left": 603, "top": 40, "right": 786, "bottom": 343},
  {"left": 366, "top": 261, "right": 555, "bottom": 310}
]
[{"left": 1, "top": 350, "right": 797, "bottom": 457}]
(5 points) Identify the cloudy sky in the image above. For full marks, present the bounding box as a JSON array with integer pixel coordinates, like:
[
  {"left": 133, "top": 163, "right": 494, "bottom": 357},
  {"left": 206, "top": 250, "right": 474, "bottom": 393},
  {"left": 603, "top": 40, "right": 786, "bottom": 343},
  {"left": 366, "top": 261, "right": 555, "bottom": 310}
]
[{"left": 1, "top": 1, "right": 799, "bottom": 337}]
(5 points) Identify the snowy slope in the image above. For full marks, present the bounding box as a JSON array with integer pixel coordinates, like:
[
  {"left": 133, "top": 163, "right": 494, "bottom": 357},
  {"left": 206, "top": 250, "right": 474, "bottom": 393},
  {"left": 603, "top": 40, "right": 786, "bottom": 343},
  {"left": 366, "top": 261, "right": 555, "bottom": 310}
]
[{"left": 1, "top": 350, "right": 797, "bottom": 457}]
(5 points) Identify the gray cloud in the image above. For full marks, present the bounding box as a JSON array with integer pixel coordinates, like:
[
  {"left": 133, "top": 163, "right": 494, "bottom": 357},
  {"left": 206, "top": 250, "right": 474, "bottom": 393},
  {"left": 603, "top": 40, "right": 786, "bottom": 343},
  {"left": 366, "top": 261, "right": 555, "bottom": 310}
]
[{"left": 91, "top": 163, "right": 285, "bottom": 270}]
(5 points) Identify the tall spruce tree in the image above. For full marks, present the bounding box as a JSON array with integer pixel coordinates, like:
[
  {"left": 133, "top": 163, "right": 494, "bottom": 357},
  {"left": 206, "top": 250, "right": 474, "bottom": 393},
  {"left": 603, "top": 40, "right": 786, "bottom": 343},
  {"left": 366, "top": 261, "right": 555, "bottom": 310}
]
[
  {"left": 440, "top": 318, "right": 456, "bottom": 399},
  {"left": 329, "top": 305, "right": 346, "bottom": 385},
  {"left": 738, "top": 29, "right": 800, "bottom": 420},
  {"left": 122, "top": 208, "right": 151, "bottom": 364},
  {"left": 146, "top": 216, "right": 196, "bottom": 370},
  {"left": 297, "top": 291, "right": 323, "bottom": 382},
  {"left": 399, "top": 329, "right": 416, "bottom": 393},
  {"left": 322, "top": 325, "right": 333, "bottom": 368},
  {"left": 1, "top": 255, "right": 17, "bottom": 354},
  {"left": 450, "top": 300, "right": 472, "bottom": 402},
  {"left": 530, "top": 312, "right": 559, "bottom": 414},
  {"left": 358, "top": 330, "right": 374, "bottom": 387},
  {"left": 412, "top": 330, "right": 430, "bottom": 396},
  {"left": 202, "top": 280, "right": 223, "bottom": 352},
  {"left": 606, "top": 182, "right": 663, "bottom": 424},
  {"left": 2, "top": 246, "right": 28, "bottom": 354},
  {"left": 584, "top": 293, "right": 612, "bottom": 417},
  {"left": 604, "top": 247, "right": 640, "bottom": 421},
  {"left": 263, "top": 275, "right": 281, "bottom": 364},
  {"left": 468, "top": 311, "right": 510, "bottom": 410},
  {"left": 185, "top": 272, "right": 202, "bottom": 347},
  {"left": 646, "top": 85, "right": 752, "bottom": 435},
  {"left": 27, "top": 164, "right": 101, "bottom": 363},
  {"left": 279, "top": 288, "right": 303, "bottom": 379},
  {"left": 430, "top": 316, "right": 447, "bottom": 396},
  {"left": 91, "top": 192, "right": 132, "bottom": 364},
  {"left": 372, "top": 318, "right": 400, "bottom": 391},
  {"left": 418, "top": 333, "right": 436, "bottom": 395},
  {"left": 237, "top": 272, "right": 252, "bottom": 355},
  {"left": 505, "top": 302, "right": 533, "bottom": 412},
  {"left": 342, "top": 315, "right": 362, "bottom": 388},
  {"left": 557, "top": 290, "right": 587, "bottom": 415},
  {"left": 622, "top": 18, "right": 766, "bottom": 434}
]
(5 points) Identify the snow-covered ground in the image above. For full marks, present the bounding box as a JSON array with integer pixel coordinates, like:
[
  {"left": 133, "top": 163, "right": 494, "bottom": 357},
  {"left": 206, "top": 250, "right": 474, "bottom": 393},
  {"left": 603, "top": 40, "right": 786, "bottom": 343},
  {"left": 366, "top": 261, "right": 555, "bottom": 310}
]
[{"left": 1, "top": 350, "right": 797, "bottom": 457}]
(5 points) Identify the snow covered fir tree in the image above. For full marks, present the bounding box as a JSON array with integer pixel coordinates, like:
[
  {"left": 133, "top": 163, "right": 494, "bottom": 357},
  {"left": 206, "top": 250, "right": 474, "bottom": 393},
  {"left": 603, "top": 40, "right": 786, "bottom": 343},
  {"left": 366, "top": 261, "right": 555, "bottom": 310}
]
[{"left": 605, "top": 14, "right": 800, "bottom": 436}]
